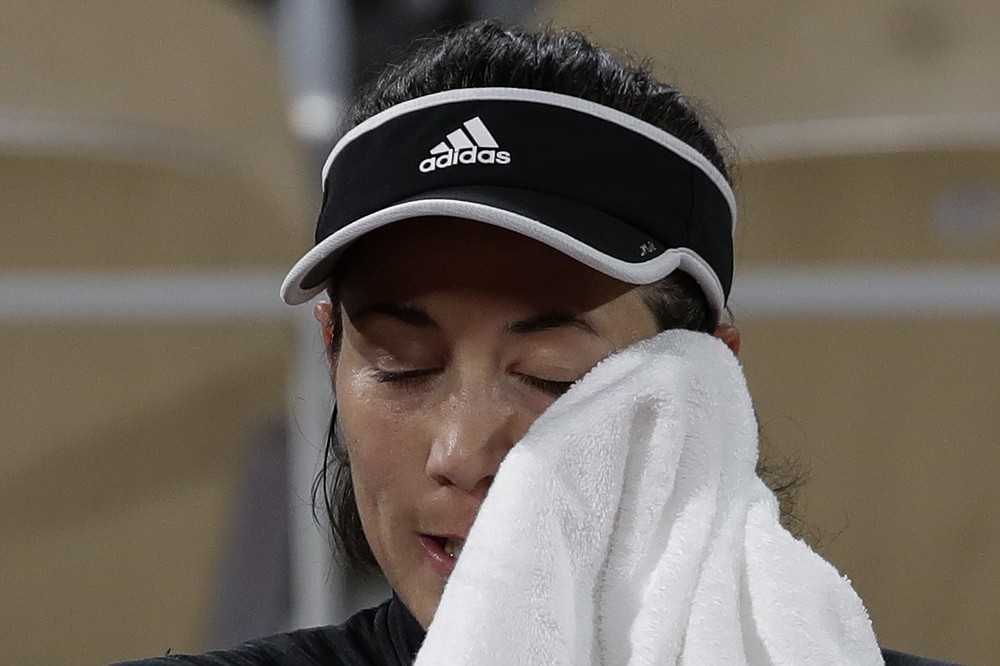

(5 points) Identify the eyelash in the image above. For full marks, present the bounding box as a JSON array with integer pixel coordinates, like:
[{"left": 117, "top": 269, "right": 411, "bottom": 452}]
[
  {"left": 372, "top": 369, "right": 574, "bottom": 396},
  {"left": 517, "top": 375, "right": 575, "bottom": 396},
  {"left": 372, "top": 368, "right": 437, "bottom": 385}
]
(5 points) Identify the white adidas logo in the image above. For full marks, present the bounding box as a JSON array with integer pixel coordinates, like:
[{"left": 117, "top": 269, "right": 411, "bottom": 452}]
[{"left": 418, "top": 116, "right": 511, "bottom": 173}]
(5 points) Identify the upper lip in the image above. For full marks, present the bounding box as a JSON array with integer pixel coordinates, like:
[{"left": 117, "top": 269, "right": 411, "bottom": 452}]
[
  {"left": 421, "top": 500, "right": 478, "bottom": 542},
  {"left": 426, "top": 531, "right": 468, "bottom": 542}
]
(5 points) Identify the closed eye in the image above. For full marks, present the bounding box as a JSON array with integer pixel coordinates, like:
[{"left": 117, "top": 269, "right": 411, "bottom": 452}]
[
  {"left": 372, "top": 368, "right": 438, "bottom": 384},
  {"left": 518, "top": 374, "right": 575, "bottom": 397},
  {"left": 373, "top": 369, "right": 576, "bottom": 396}
]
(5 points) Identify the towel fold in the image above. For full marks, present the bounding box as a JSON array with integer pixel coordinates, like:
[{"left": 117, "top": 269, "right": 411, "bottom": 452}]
[{"left": 414, "top": 330, "right": 883, "bottom": 665}]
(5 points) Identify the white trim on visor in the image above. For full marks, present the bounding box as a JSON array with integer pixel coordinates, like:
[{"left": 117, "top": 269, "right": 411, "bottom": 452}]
[
  {"left": 279, "top": 198, "right": 726, "bottom": 321},
  {"left": 320, "top": 87, "right": 737, "bottom": 235}
]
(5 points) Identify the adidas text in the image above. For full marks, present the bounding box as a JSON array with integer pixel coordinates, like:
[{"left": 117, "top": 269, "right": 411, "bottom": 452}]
[
  {"left": 419, "top": 116, "right": 511, "bottom": 173},
  {"left": 419, "top": 147, "right": 511, "bottom": 173}
]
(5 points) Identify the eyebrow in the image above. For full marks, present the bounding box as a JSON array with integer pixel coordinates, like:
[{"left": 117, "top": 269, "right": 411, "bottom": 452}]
[
  {"left": 352, "top": 302, "right": 438, "bottom": 329},
  {"left": 504, "top": 311, "right": 600, "bottom": 337},
  {"left": 352, "top": 302, "right": 600, "bottom": 338}
]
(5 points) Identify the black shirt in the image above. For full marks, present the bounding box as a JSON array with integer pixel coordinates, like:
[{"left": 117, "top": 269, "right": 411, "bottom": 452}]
[
  {"left": 113, "top": 595, "right": 961, "bottom": 665},
  {"left": 114, "top": 595, "right": 423, "bottom": 666}
]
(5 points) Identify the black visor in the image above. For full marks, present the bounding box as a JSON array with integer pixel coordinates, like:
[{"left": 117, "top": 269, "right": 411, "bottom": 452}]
[{"left": 281, "top": 87, "right": 736, "bottom": 322}]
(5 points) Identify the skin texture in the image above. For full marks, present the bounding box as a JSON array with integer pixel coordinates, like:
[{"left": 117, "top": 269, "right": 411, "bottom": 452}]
[{"left": 314, "top": 217, "right": 740, "bottom": 628}]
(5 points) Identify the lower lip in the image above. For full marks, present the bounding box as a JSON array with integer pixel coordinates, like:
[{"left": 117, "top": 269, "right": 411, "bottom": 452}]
[{"left": 419, "top": 534, "right": 456, "bottom": 578}]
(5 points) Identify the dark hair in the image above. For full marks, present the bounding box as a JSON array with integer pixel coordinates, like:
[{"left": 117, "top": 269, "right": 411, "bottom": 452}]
[
  {"left": 313, "top": 20, "right": 802, "bottom": 571},
  {"left": 346, "top": 22, "right": 731, "bottom": 178}
]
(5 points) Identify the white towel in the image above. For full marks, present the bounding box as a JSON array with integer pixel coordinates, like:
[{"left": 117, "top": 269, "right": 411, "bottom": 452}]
[{"left": 414, "top": 330, "right": 883, "bottom": 665}]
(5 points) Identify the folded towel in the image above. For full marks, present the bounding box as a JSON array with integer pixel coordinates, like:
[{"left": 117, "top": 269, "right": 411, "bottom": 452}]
[{"left": 415, "top": 330, "right": 883, "bottom": 665}]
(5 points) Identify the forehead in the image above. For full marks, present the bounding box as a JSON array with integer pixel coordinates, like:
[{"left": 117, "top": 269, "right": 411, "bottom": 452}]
[{"left": 334, "top": 217, "right": 641, "bottom": 311}]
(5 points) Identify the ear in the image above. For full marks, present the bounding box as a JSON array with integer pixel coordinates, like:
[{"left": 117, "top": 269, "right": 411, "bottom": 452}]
[
  {"left": 314, "top": 301, "right": 339, "bottom": 364},
  {"left": 712, "top": 323, "right": 741, "bottom": 357}
]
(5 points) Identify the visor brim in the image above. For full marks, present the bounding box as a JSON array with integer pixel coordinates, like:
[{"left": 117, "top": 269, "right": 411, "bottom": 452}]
[{"left": 279, "top": 185, "right": 724, "bottom": 320}]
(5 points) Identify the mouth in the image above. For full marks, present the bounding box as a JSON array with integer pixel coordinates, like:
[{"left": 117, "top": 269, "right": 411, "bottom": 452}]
[
  {"left": 420, "top": 533, "right": 467, "bottom": 577},
  {"left": 441, "top": 536, "right": 465, "bottom": 559},
  {"left": 427, "top": 533, "right": 465, "bottom": 559}
]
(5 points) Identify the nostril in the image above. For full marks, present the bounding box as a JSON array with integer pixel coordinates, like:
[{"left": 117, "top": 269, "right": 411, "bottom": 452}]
[{"left": 429, "top": 471, "right": 455, "bottom": 488}]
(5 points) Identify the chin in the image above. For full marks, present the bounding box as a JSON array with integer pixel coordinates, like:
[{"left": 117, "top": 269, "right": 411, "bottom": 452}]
[
  {"left": 413, "top": 571, "right": 447, "bottom": 628},
  {"left": 381, "top": 557, "right": 444, "bottom": 630},
  {"left": 392, "top": 581, "right": 441, "bottom": 629},
  {"left": 410, "top": 596, "right": 438, "bottom": 630}
]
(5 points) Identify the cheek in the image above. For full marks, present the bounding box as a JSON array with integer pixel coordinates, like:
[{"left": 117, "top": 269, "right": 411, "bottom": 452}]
[
  {"left": 336, "top": 369, "right": 417, "bottom": 472},
  {"left": 335, "top": 367, "right": 427, "bottom": 544}
]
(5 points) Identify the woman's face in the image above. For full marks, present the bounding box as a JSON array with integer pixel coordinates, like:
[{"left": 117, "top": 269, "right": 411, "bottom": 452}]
[{"left": 321, "top": 217, "right": 659, "bottom": 628}]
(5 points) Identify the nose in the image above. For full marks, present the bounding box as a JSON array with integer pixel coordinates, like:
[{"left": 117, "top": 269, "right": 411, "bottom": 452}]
[{"left": 424, "top": 377, "right": 523, "bottom": 498}]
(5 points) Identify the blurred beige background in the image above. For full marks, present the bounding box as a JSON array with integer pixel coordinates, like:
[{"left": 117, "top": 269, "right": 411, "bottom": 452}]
[{"left": 2, "top": 1, "right": 997, "bottom": 664}]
